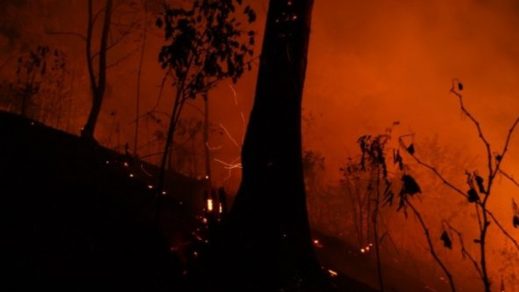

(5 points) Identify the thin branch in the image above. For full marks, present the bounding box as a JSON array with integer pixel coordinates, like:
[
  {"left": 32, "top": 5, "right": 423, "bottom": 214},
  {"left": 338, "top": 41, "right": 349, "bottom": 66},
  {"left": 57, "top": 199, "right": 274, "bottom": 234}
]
[
  {"left": 499, "top": 169, "right": 519, "bottom": 188},
  {"left": 444, "top": 221, "right": 483, "bottom": 278},
  {"left": 91, "top": 20, "right": 139, "bottom": 62},
  {"left": 486, "top": 210, "right": 519, "bottom": 250},
  {"left": 86, "top": 0, "right": 98, "bottom": 93},
  {"left": 399, "top": 139, "right": 466, "bottom": 199},
  {"left": 492, "top": 117, "right": 519, "bottom": 179},
  {"left": 401, "top": 141, "right": 519, "bottom": 250},
  {"left": 475, "top": 204, "right": 483, "bottom": 233},
  {"left": 407, "top": 200, "right": 456, "bottom": 292},
  {"left": 450, "top": 81, "right": 493, "bottom": 181},
  {"left": 106, "top": 46, "right": 139, "bottom": 69},
  {"left": 45, "top": 30, "right": 87, "bottom": 41}
]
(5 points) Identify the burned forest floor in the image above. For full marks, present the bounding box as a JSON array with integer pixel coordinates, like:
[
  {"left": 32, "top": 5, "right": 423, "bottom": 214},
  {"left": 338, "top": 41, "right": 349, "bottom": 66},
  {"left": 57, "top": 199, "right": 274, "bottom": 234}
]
[{"left": 0, "top": 111, "right": 380, "bottom": 292}]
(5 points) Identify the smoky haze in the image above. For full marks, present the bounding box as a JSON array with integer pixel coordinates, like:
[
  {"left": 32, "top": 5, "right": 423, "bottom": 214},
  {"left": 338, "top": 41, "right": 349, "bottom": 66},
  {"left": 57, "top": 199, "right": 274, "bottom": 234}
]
[
  {"left": 304, "top": 1, "right": 519, "bottom": 291},
  {"left": 1, "top": 1, "right": 518, "bottom": 291}
]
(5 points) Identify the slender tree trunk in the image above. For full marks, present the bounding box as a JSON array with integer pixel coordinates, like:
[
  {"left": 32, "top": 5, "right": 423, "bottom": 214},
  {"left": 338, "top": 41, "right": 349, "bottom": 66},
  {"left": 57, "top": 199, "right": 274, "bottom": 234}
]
[
  {"left": 373, "top": 168, "right": 385, "bottom": 292},
  {"left": 223, "top": 0, "right": 324, "bottom": 290},
  {"left": 480, "top": 204, "right": 491, "bottom": 292},
  {"left": 157, "top": 84, "right": 184, "bottom": 193},
  {"left": 203, "top": 94, "right": 211, "bottom": 185},
  {"left": 134, "top": 9, "right": 148, "bottom": 156},
  {"left": 82, "top": 0, "right": 113, "bottom": 140}
]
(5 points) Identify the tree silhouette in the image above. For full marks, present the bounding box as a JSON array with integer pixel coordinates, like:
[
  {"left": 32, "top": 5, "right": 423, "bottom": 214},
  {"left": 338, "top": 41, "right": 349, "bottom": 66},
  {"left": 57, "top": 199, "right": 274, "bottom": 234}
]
[
  {"left": 0, "top": 45, "right": 69, "bottom": 125},
  {"left": 155, "top": 0, "right": 256, "bottom": 193},
  {"left": 222, "top": 0, "right": 325, "bottom": 290},
  {"left": 399, "top": 80, "right": 519, "bottom": 292},
  {"left": 81, "top": 0, "right": 114, "bottom": 140}
]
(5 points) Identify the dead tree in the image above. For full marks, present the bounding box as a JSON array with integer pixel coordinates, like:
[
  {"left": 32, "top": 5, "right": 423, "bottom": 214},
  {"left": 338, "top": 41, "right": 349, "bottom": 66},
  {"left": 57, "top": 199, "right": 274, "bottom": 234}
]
[{"left": 400, "top": 80, "right": 519, "bottom": 292}]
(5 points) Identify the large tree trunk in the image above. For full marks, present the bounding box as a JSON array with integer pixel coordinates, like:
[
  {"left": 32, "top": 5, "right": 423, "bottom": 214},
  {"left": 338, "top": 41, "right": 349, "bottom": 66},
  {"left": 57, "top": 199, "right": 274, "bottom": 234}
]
[
  {"left": 222, "top": 0, "right": 323, "bottom": 290},
  {"left": 82, "top": 0, "right": 113, "bottom": 140}
]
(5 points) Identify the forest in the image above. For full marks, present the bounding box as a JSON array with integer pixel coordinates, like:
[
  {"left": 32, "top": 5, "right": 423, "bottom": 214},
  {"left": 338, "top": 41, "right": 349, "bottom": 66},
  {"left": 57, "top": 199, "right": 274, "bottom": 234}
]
[{"left": 0, "top": 0, "right": 519, "bottom": 291}]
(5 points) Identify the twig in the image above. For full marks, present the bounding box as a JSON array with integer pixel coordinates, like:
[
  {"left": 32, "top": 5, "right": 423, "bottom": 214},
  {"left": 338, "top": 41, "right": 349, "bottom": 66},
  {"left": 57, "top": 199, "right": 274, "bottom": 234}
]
[
  {"left": 407, "top": 200, "right": 456, "bottom": 292},
  {"left": 46, "top": 30, "right": 87, "bottom": 41},
  {"left": 485, "top": 210, "right": 519, "bottom": 250},
  {"left": 443, "top": 221, "right": 483, "bottom": 278},
  {"left": 399, "top": 140, "right": 519, "bottom": 251},
  {"left": 450, "top": 81, "right": 493, "bottom": 180},
  {"left": 499, "top": 169, "right": 519, "bottom": 188}
]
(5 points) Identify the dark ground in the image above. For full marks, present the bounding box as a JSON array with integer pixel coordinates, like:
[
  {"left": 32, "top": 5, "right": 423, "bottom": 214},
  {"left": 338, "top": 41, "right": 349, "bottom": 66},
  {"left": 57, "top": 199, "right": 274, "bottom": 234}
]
[{"left": 0, "top": 111, "right": 378, "bottom": 292}]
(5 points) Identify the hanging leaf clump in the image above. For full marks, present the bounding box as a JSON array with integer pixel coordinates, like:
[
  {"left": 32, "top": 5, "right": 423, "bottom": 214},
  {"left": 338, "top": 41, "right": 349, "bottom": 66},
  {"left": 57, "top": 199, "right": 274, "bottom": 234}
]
[
  {"left": 467, "top": 188, "right": 480, "bottom": 203},
  {"left": 400, "top": 175, "right": 421, "bottom": 196},
  {"left": 440, "top": 230, "right": 452, "bottom": 249},
  {"left": 406, "top": 143, "right": 415, "bottom": 155},
  {"left": 393, "top": 149, "right": 404, "bottom": 170},
  {"left": 474, "top": 173, "right": 485, "bottom": 194}
]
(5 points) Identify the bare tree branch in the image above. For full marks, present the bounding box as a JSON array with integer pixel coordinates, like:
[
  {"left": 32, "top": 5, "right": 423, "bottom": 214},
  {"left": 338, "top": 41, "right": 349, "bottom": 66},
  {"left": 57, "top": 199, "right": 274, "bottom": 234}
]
[
  {"left": 492, "top": 117, "right": 519, "bottom": 180},
  {"left": 444, "top": 221, "right": 483, "bottom": 278},
  {"left": 46, "top": 30, "right": 87, "bottom": 41},
  {"left": 500, "top": 169, "right": 519, "bottom": 188},
  {"left": 407, "top": 200, "right": 456, "bottom": 292},
  {"left": 486, "top": 210, "right": 519, "bottom": 250},
  {"left": 449, "top": 81, "right": 493, "bottom": 183},
  {"left": 106, "top": 46, "right": 139, "bottom": 69}
]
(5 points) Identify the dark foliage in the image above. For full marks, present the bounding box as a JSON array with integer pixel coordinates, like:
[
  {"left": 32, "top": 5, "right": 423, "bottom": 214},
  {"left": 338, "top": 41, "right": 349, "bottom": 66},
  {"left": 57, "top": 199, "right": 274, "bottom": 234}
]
[
  {"left": 406, "top": 143, "right": 415, "bottom": 155},
  {"left": 156, "top": 0, "right": 255, "bottom": 192},
  {"left": 157, "top": 0, "right": 255, "bottom": 92},
  {"left": 400, "top": 174, "right": 421, "bottom": 196},
  {"left": 467, "top": 188, "right": 480, "bottom": 203},
  {"left": 440, "top": 231, "right": 453, "bottom": 249},
  {"left": 1, "top": 45, "right": 67, "bottom": 118},
  {"left": 474, "top": 173, "right": 485, "bottom": 194}
]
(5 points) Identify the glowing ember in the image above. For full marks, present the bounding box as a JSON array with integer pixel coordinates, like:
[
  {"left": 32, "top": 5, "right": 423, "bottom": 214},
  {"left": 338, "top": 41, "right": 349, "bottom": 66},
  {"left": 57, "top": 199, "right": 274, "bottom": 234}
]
[
  {"left": 147, "top": 185, "right": 153, "bottom": 189},
  {"left": 359, "top": 243, "right": 373, "bottom": 254},
  {"left": 328, "top": 269, "right": 338, "bottom": 277},
  {"left": 218, "top": 203, "right": 223, "bottom": 214},
  {"left": 105, "top": 160, "right": 110, "bottom": 164},
  {"left": 123, "top": 162, "right": 129, "bottom": 167},
  {"left": 129, "top": 173, "right": 134, "bottom": 178},
  {"left": 207, "top": 199, "right": 214, "bottom": 212},
  {"left": 312, "top": 239, "right": 324, "bottom": 248},
  {"left": 161, "top": 191, "right": 167, "bottom": 195}
]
